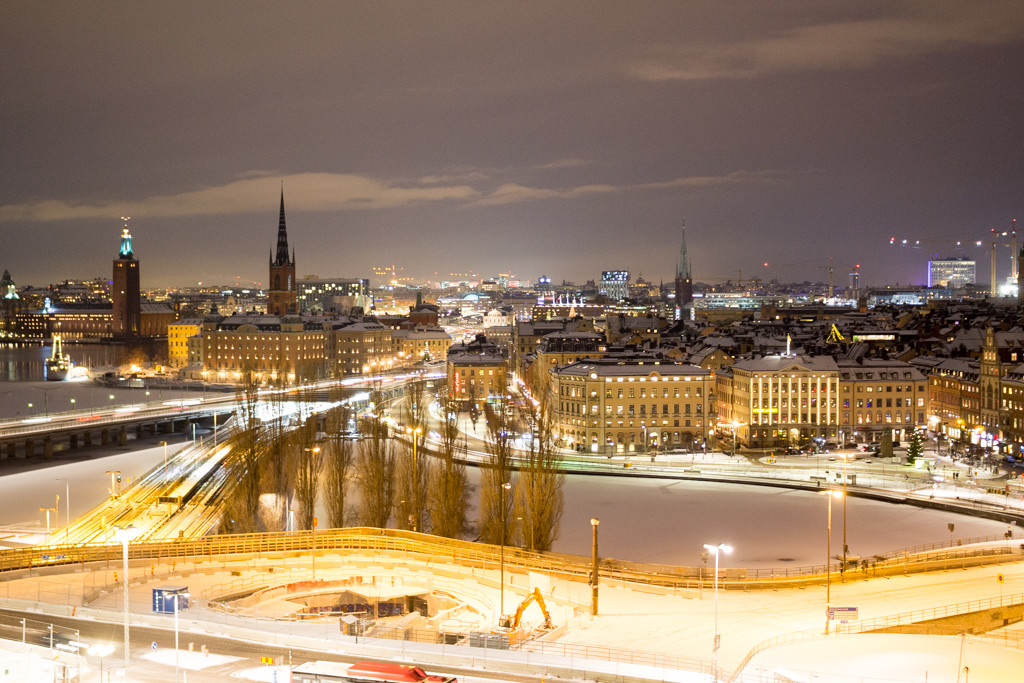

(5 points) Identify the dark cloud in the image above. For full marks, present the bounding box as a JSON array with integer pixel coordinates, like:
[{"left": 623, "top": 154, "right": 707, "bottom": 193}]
[{"left": 0, "top": 1, "right": 1022, "bottom": 288}]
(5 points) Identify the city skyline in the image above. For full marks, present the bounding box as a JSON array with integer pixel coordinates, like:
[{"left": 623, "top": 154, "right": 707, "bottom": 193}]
[{"left": 1, "top": 2, "right": 1022, "bottom": 288}]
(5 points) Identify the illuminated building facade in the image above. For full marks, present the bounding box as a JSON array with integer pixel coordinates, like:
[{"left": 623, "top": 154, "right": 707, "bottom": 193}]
[
  {"left": 599, "top": 270, "right": 630, "bottom": 301},
  {"left": 447, "top": 335, "right": 507, "bottom": 410},
  {"left": 837, "top": 359, "right": 928, "bottom": 445},
  {"left": 550, "top": 357, "right": 715, "bottom": 454},
  {"left": 928, "top": 258, "right": 975, "bottom": 289},
  {"left": 328, "top": 319, "right": 394, "bottom": 377},
  {"left": 201, "top": 314, "right": 327, "bottom": 382},
  {"left": 167, "top": 318, "right": 203, "bottom": 368},
  {"left": 297, "top": 277, "right": 370, "bottom": 314},
  {"left": 721, "top": 355, "right": 841, "bottom": 448},
  {"left": 391, "top": 326, "right": 452, "bottom": 364}
]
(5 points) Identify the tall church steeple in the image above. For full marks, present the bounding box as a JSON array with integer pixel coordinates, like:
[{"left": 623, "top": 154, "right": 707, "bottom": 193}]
[
  {"left": 674, "top": 223, "right": 693, "bottom": 315},
  {"left": 268, "top": 189, "right": 297, "bottom": 316},
  {"left": 272, "top": 189, "right": 292, "bottom": 267}
]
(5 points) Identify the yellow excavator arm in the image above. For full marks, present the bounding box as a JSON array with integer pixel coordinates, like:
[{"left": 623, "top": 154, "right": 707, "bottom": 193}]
[{"left": 500, "top": 587, "right": 553, "bottom": 629}]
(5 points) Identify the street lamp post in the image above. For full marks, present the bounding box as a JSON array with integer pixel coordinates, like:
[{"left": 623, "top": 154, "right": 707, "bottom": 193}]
[
  {"left": 499, "top": 481, "right": 511, "bottom": 618},
  {"left": 702, "top": 542, "right": 732, "bottom": 679},
  {"left": 173, "top": 590, "right": 190, "bottom": 683},
  {"left": 590, "top": 518, "right": 600, "bottom": 616},
  {"left": 106, "top": 470, "right": 121, "bottom": 500},
  {"left": 88, "top": 643, "right": 114, "bottom": 683},
  {"left": 820, "top": 489, "right": 843, "bottom": 633},
  {"left": 39, "top": 506, "right": 56, "bottom": 534},
  {"left": 56, "top": 479, "right": 70, "bottom": 543},
  {"left": 114, "top": 525, "right": 141, "bottom": 667},
  {"left": 841, "top": 454, "right": 849, "bottom": 577}
]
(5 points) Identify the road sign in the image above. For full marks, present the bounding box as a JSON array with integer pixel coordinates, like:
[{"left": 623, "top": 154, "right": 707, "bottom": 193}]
[
  {"left": 713, "top": 634, "right": 720, "bottom": 652},
  {"left": 152, "top": 641, "right": 157, "bottom": 650},
  {"left": 998, "top": 574, "right": 1005, "bottom": 583},
  {"left": 827, "top": 606, "right": 859, "bottom": 621}
]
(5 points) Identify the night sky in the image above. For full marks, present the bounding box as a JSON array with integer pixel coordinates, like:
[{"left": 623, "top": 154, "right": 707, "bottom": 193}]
[{"left": 2, "top": 2, "right": 1022, "bottom": 289}]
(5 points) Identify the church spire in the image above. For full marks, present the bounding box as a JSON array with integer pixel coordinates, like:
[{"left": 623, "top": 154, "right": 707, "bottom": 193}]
[
  {"left": 273, "top": 188, "right": 292, "bottom": 267},
  {"left": 674, "top": 222, "right": 693, "bottom": 313},
  {"left": 676, "top": 222, "right": 691, "bottom": 280}
]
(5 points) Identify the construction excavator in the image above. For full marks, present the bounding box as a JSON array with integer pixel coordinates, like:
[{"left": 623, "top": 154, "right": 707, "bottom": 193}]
[{"left": 496, "top": 587, "right": 553, "bottom": 634}]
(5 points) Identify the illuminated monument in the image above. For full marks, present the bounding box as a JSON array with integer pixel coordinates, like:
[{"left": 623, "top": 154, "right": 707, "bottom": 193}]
[
  {"left": 268, "top": 190, "right": 297, "bottom": 316},
  {"left": 112, "top": 218, "right": 141, "bottom": 338}
]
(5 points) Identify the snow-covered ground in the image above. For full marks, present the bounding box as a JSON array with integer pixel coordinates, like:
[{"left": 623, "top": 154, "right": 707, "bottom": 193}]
[{"left": 4, "top": 380, "right": 1024, "bottom": 682}]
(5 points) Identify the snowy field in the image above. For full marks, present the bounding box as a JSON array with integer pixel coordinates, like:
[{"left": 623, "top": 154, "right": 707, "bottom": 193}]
[{"left": 0, "top": 437, "right": 1010, "bottom": 568}]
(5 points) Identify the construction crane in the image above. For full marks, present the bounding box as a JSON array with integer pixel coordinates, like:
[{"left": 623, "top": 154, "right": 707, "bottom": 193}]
[
  {"left": 889, "top": 220, "right": 1018, "bottom": 294},
  {"left": 989, "top": 221, "right": 1018, "bottom": 295},
  {"left": 760, "top": 258, "right": 838, "bottom": 296}
]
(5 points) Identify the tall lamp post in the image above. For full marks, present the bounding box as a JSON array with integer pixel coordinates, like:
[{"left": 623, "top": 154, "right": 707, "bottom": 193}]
[
  {"left": 114, "top": 525, "right": 141, "bottom": 667},
  {"left": 820, "top": 489, "right": 843, "bottom": 633},
  {"left": 106, "top": 470, "right": 121, "bottom": 500},
  {"left": 39, "top": 506, "right": 56, "bottom": 534},
  {"left": 590, "top": 518, "right": 600, "bottom": 616},
  {"left": 703, "top": 542, "right": 732, "bottom": 679},
  {"left": 173, "top": 589, "right": 190, "bottom": 683},
  {"left": 499, "top": 481, "right": 511, "bottom": 618},
  {"left": 840, "top": 453, "right": 849, "bottom": 577},
  {"left": 56, "top": 479, "right": 70, "bottom": 543},
  {"left": 406, "top": 426, "right": 423, "bottom": 532}
]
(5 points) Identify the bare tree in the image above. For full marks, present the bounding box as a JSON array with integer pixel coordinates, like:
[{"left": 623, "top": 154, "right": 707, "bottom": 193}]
[
  {"left": 323, "top": 404, "right": 355, "bottom": 528},
  {"left": 262, "top": 360, "right": 296, "bottom": 531},
  {"left": 394, "top": 377, "right": 430, "bottom": 531},
  {"left": 479, "top": 401, "right": 516, "bottom": 545},
  {"left": 429, "top": 396, "right": 472, "bottom": 538},
  {"left": 356, "top": 415, "right": 396, "bottom": 528},
  {"left": 394, "top": 430, "right": 431, "bottom": 532},
  {"left": 404, "top": 377, "right": 427, "bottom": 433},
  {"left": 219, "top": 363, "right": 266, "bottom": 533},
  {"left": 294, "top": 417, "right": 322, "bottom": 530},
  {"left": 515, "top": 391, "right": 564, "bottom": 551}
]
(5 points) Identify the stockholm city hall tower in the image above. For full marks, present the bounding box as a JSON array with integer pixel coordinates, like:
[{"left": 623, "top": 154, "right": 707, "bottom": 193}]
[
  {"left": 268, "top": 190, "right": 297, "bottom": 316},
  {"left": 112, "top": 218, "right": 140, "bottom": 338}
]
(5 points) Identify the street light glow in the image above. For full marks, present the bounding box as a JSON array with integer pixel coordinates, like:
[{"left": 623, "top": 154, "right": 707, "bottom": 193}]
[{"left": 703, "top": 541, "right": 733, "bottom": 678}]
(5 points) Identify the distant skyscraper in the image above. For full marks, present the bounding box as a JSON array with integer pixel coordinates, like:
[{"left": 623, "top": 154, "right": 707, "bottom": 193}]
[
  {"left": 112, "top": 218, "right": 140, "bottom": 338},
  {"left": 268, "top": 190, "right": 297, "bottom": 316},
  {"left": 928, "top": 258, "right": 975, "bottom": 289},
  {"left": 848, "top": 266, "right": 860, "bottom": 291},
  {"left": 600, "top": 270, "right": 630, "bottom": 301},
  {"left": 674, "top": 224, "right": 693, "bottom": 316}
]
